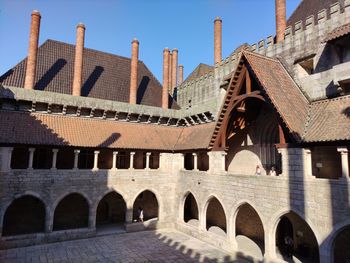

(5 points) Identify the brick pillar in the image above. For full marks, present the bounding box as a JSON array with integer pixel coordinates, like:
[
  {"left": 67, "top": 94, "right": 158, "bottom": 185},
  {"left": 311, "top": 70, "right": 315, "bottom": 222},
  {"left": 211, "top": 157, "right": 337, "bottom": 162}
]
[
  {"left": 112, "top": 151, "right": 118, "bottom": 170},
  {"left": 168, "top": 52, "right": 173, "bottom": 92},
  {"left": 178, "top": 64, "right": 184, "bottom": 85},
  {"left": 28, "top": 148, "right": 35, "bottom": 169},
  {"left": 72, "top": 23, "right": 85, "bottom": 96},
  {"left": 214, "top": 17, "right": 222, "bottom": 64},
  {"left": 162, "top": 48, "right": 170, "bottom": 109},
  {"left": 93, "top": 151, "right": 99, "bottom": 170},
  {"left": 73, "top": 149, "right": 80, "bottom": 169},
  {"left": 275, "top": 0, "right": 286, "bottom": 43},
  {"left": 129, "top": 39, "right": 139, "bottom": 104},
  {"left": 337, "top": 147, "right": 349, "bottom": 179},
  {"left": 146, "top": 152, "right": 151, "bottom": 170},
  {"left": 129, "top": 152, "right": 135, "bottom": 169},
  {"left": 24, "top": 10, "right": 41, "bottom": 90},
  {"left": 51, "top": 149, "right": 58, "bottom": 170},
  {"left": 171, "top": 48, "right": 178, "bottom": 95}
]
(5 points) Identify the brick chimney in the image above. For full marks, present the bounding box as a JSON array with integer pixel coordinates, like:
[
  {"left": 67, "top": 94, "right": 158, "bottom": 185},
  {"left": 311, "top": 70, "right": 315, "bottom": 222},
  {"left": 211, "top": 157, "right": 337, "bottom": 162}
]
[
  {"left": 72, "top": 23, "right": 85, "bottom": 96},
  {"left": 275, "top": 0, "right": 286, "bottom": 43},
  {"left": 171, "top": 48, "right": 178, "bottom": 95},
  {"left": 129, "top": 38, "right": 139, "bottom": 104},
  {"left": 178, "top": 65, "right": 184, "bottom": 85},
  {"left": 162, "top": 48, "right": 170, "bottom": 109},
  {"left": 168, "top": 52, "right": 173, "bottom": 91},
  {"left": 214, "top": 17, "right": 222, "bottom": 64},
  {"left": 24, "top": 10, "right": 41, "bottom": 90}
]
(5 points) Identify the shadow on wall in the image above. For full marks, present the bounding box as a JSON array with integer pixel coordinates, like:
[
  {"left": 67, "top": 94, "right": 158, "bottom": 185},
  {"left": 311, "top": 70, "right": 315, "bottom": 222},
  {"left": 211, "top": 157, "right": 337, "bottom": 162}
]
[
  {"left": 81, "top": 66, "right": 104, "bottom": 97},
  {"left": 35, "top": 59, "right": 67, "bottom": 91},
  {"left": 136, "top": 76, "right": 150, "bottom": 104},
  {"left": 343, "top": 107, "right": 350, "bottom": 118},
  {"left": 97, "top": 133, "right": 121, "bottom": 148}
]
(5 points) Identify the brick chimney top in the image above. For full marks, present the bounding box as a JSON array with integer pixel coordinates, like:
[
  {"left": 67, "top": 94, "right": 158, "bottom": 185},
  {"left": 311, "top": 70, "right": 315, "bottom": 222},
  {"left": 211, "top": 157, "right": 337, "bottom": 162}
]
[
  {"left": 173, "top": 48, "right": 178, "bottom": 52},
  {"left": 132, "top": 38, "right": 139, "bottom": 44},
  {"left": 214, "top": 17, "right": 222, "bottom": 22},
  {"left": 32, "top": 10, "right": 41, "bottom": 16},
  {"left": 77, "top": 23, "right": 85, "bottom": 29}
]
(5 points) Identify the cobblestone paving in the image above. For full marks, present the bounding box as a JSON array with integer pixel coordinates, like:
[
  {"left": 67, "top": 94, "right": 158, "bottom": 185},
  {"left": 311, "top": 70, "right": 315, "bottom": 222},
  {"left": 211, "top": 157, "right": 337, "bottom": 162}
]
[{"left": 0, "top": 229, "right": 250, "bottom": 263}]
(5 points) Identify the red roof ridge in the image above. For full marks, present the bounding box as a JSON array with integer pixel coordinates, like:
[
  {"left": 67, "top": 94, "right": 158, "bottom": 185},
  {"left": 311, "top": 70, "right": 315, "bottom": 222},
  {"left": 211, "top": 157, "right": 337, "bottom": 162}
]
[{"left": 242, "top": 50, "right": 279, "bottom": 63}]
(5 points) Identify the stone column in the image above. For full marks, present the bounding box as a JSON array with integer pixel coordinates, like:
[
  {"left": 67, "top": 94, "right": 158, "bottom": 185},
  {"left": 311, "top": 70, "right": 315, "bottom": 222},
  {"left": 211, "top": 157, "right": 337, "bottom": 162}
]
[
  {"left": 208, "top": 151, "right": 226, "bottom": 174},
  {"left": 112, "top": 151, "right": 118, "bottom": 170},
  {"left": 24, "top": 10, "right": 41, "bottom": 90},
  {"left": 129, "top": 39, "right": 139, "bottom": 104},
  {"left": 73, "top": 149, "right": 80, "bottom": 170},
  {"left": 129, "top": 152, "right": 135, "bottom": 169},
  {"left": 51, "top": 149, "right": 58, "bottom": 170},
  {"left": 337, "top": 147, "right": 349, "bottom": 179},
  {"left": 72, "top": 23, "right": 85, "bottom": 96},
  {"left": 304, "top": 148, "right": 313, "bottom": 178},
  {"left": 193, "top": 153, "right": 198, "bottom": 171},
  {"left": 28, "top": 148, "right": 35, "bottom": 169},
  {"left": 93, "top": 151, "right": 100, "bottom": 170},
  {"left": 0, "top": 147, "right": 13, "bottom": 172},
  {"left": 146, "top": 152, "right": 151, "bottom": 170}
]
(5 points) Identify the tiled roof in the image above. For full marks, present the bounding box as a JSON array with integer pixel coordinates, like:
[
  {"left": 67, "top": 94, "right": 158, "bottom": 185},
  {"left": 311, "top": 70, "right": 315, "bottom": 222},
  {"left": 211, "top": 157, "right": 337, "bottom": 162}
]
[
  {"left": 303, "top": 96, "right": 350, "bottom": 142},
  {"left": 243, "top": 51, "right": 309, "bottom": 140},
  {"left": 0, "top": 111, "right": 214, "bottom": 150},
  {"left": 322, "top": 23, "right": 350, "bottom": 43},
  {"left": 0, "top": 40, "right": 179, "bottom": 109},
  {"left": 287, "top": 0, "right": 345, "bottom": 27},
  {"left": 183, "top": 63, "right": 213, "bottom": 84}
]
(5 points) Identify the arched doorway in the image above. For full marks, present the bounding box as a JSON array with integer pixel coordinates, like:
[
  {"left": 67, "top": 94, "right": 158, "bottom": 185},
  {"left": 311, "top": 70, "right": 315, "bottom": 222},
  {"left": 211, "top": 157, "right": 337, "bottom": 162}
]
[
  {"left": 96, "top": 192, "right": 126, "bottom": 230},
  {"left": 206, "top": 197, "right": 226, "bottom": 236},
  {"left": 183, "top": 193, "right": 199, "bottom": 225},
  {"left": 275, "top": 212, "right": 319, "bottom": 262},
  {"left": 2, "top": 195, "right": 46, "bottom": 236},
  {"left": 235, "top": 203, "right": 264, "bottom": 260},
  {"left": 53, "top": 193, "right": 89, "bottom": 231},
  {"left": 332, "top": 225, "right": 350, "bottom": 263},
  {"left": 132, "top": 190, "right": 159, "bottom": 222}
]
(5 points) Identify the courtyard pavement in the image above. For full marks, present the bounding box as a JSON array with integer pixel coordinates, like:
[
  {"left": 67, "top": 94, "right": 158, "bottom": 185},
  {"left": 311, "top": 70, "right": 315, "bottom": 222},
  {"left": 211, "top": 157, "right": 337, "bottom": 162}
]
[{"left": 0, "top": 229, "right": 251, "bottom": 263}]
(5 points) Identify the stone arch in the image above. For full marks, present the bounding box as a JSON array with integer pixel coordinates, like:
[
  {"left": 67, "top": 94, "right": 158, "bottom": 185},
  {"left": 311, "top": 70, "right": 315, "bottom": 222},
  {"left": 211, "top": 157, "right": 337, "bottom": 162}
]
[
  {"left": 232, "top": 201, "right": 265, "bottom": 260},
  {"left": 183, "top": 192, "right": 199, "bottom": 225},
  {"left": 132, "top": 189, "right": 159, "bottom": 222},
  {"left": 2, "top": 194, "right": 46, "bottom": 236},
  {"left": 53, "top": 192, "right": 90, "bottom": 231},
  {"left": 95, "top": 190, "right": 126, "bottom": 227},
  {"left": 270, "top": 209, "right": 320, "bottom": 262},
  {"left": 204, "top": 195, "right": 227, "bottom": 236}
]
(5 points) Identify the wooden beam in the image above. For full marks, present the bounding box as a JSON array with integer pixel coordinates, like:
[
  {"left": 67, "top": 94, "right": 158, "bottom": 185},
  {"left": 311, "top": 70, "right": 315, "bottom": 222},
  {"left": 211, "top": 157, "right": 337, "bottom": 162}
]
[
  {"left": 279, "top": 124, "right": 286, "bottom": 144},
  {"left": 246, "top": 68, "right": 251, "bottom": 94}
]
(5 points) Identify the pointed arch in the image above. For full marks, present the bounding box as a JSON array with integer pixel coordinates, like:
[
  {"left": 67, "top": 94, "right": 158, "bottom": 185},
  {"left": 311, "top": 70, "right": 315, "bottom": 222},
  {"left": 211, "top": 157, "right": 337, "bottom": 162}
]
[
  {"left": 204, "top": 195, "right": 227, "bottom": 235},
  {"left": 183, "top": 192, "right": 199, "bottom": 224}
]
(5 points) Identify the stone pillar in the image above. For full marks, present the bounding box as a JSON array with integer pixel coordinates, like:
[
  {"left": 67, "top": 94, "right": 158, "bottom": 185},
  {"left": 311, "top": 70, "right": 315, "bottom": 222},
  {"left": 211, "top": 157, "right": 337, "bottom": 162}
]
[
  {"left": 178, "top": 64, "right": 184, "bottom": 85},
  {"left": 112, "top": 151, "right": 118, "bottom": 170},
  {"left": 51, "top": 149, "right": 58, "bottom": 170},
  {"left": 93, "top": 151, "right": 100, "bottom": 170},
  {"left": 28, "top": 148, "right": 35, "bottom": 169},
  {"left": 73, "top": 149, "right": 80, "bottom": 169},
  {"left": 275, "top": 0, "right": 286, "bottom": 43},
  {"left": 171, "top": 48, "right": 178, "bottom": 95},
  {"left": 129, "top": 152, "right": 135, "bottom": 169},
  {"left": 304, "top": 148, "right": 313, "bottom": 178},
  {"left": 162, "top": 48, "right": 170, "bottom": 109},
  {"left": 337, "top": 147, "right": 349, "bottom": 179},
  {"left": 277, "top": 147, "right": 289, "bottom": 177},
  {"left": 125, "top": 202, "right": 134, "bottom": 224},
  {"left": 208, "top": 151, "right": 226, "bottom": 174},
  {"left": 193, "top": 153, "right": 198, "bottom": 171},
  {"left": 72, "top": 23, "right": 85, "bottom": 96},
  {"left": 146, "top": 152, "right": 151, "bottom": 170},
  {"left": 214, "top": 17, "right": 222, "bottom": 64},
  {"left": 129, "top": 38, "right": 139, "bottom": 104},
  {"left": 24, "top": 10, "right": 41, "bottom": 90},
  {"left": 0, "top": 147, "right": 13, "bottom": 172},
  {"left": 199, "top": 207, "right": 206, "bottom": 231}
]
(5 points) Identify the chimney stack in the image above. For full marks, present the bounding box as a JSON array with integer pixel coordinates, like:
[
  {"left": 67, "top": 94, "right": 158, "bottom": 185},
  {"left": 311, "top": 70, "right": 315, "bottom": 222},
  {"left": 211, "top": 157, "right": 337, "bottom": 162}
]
[
  {"left": 171, "top": 48, "right": 178, "bottom": 95},
  {"left": 168, "top": 52, "right": 173, "bottom": 91},
  {"left": 178, "top": 65, "right": 184, "bottom": 85},
  {"left": 214, "top": 17, "right": 222, "bottom": 64},
  {"left": 162, "top": 48, "right": 170, "bottom": 109},
  {"left": 72, "top": 23, "right": 85, "bottom": 96},
  {"left": 24, "top": 10, "right": 41, "bottom": 90},
  {"left": 129, "top": 38, "right": 139, "bottom": 104},
  {"left": 275, "top": 0, "right": 287, "bottom": 43}
]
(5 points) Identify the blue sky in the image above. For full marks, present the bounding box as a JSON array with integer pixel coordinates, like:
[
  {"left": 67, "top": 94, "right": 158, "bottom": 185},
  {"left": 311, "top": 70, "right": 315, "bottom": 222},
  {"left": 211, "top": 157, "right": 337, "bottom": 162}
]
[{"left": 0, "top": 0, "right": 301, "bottom": 82}]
